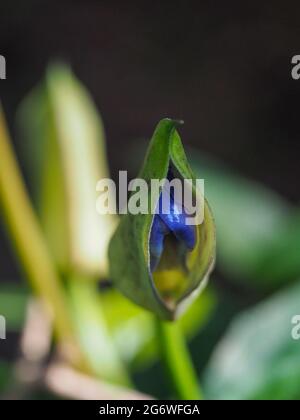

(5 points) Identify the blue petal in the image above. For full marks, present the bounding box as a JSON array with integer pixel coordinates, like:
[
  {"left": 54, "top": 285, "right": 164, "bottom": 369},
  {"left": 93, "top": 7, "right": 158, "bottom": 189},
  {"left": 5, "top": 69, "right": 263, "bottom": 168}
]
[
  {"left": 159, "top": 194, "right": 196, "bottom": 250},
  {"left": 150, "top": 191, "right": 196, "bottom": 271},
  {"left": 149, "top": 214, "right": 170, "bottom": 271}
]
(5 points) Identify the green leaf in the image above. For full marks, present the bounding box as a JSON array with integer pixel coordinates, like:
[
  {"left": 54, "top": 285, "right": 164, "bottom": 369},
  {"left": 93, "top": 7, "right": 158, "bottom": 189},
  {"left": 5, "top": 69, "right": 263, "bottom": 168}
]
[
  {"left": 109, "top": 119, "right": 216, "bottom": 320},
  {"left": 67, "top": 279, "right": 130, "bottom": 386},
  {"left": 0, "top": 361, "right": 11, "bottom": 393},
  {"left": 190, "top": 154, "right": 294, "bottom": 286},
  {"left": 254, "top": 210, "right": 300, "bottom": 286},
  {"left": 203, "top": 281, "right": 300, "bottom": 400},
  {"left": 17, "top": 63, "right": 116, "bottom": 277},
  {"left": 0, "top": 284, "right": 28, "bottom": 330}
]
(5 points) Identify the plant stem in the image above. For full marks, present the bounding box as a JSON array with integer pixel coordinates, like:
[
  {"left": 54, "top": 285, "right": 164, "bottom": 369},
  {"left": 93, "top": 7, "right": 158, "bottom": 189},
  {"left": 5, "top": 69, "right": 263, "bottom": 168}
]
[
  {"left": 0, "top": 104, "right": 87, "bottom": 370},
  {"left": 155, "top": 317, "right": 203, "bottom": 400}
]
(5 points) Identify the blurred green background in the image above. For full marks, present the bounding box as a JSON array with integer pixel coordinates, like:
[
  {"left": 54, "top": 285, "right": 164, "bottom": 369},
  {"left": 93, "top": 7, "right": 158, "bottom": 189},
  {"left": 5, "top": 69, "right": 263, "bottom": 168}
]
[{"left": 0, "top": 0, "right": 300, "bottom": 400}]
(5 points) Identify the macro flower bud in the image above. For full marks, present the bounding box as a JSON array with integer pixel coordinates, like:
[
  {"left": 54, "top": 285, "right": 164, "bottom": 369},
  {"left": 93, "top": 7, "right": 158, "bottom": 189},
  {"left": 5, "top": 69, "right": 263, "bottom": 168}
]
[{"left": 109, "top": 118, "right": 216, "bottom": 320}]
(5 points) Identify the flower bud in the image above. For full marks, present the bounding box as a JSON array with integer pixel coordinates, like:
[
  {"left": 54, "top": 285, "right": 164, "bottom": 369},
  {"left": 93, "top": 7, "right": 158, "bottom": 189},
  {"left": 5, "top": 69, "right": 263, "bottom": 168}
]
[{"left": 109, "top": 119, "right": 216, "bottom": 320}]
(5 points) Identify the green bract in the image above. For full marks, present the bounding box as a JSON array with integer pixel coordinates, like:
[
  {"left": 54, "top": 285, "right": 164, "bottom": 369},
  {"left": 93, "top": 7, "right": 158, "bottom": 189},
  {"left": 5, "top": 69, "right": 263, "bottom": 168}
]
[{"left": 109, "top": 119, "right": 216, "bottom": 320}]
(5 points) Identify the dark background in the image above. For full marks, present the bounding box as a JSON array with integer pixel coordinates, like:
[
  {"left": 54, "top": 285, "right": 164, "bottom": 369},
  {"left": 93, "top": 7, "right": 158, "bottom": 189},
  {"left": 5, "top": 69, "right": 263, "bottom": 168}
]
[{"left": 0, "top": 0, "right": 300, "bottom": 368}]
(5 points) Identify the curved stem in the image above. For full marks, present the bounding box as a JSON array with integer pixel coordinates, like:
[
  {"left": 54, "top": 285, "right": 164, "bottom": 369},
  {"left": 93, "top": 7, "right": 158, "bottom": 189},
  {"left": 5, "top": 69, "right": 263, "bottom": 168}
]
[
  {"left": 0, "top": 104, "right": 86, "bottom": 370},
  {"left": 155, "top": 317, "right": 203, "bottom": 400}
]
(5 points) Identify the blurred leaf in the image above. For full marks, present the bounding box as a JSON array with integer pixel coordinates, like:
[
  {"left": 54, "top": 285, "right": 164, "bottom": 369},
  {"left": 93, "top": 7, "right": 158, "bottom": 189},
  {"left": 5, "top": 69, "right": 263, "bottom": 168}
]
[
  {"left": 100, "top": 286, "right": 216, "bottom": 369},
  {"left": 68, "top": 279, "right": 130, "bottom": 386},
  {"left": 17, "top": 63, "right": 116, "bottom": 278},
  {"left": 0, "top": 104, "right": 79, "bottom": 351},
  {"left": 254, "top": 210, "right": 300, "bottom": 286},
  {"left": 190, "top": 153, "right": 297, "bottom": 287},
  {"left": 0, "top": 284, "right": 28, "bottom": 330},
  {"left": 203, "top": 281, "right": 300, "bottom": 400},
  {"left": 0, "top": 361, "right": 11, "bottom": 392}
]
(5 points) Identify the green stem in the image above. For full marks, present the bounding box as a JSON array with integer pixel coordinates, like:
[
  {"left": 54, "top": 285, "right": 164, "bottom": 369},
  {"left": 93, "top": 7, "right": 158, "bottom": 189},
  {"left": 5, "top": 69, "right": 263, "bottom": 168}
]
[
  {"left": 155, "top": 317, "right": 203, "bottom": 400},
  {"left": 0, "top": 104, "right": 87, "bottom": 371}
]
